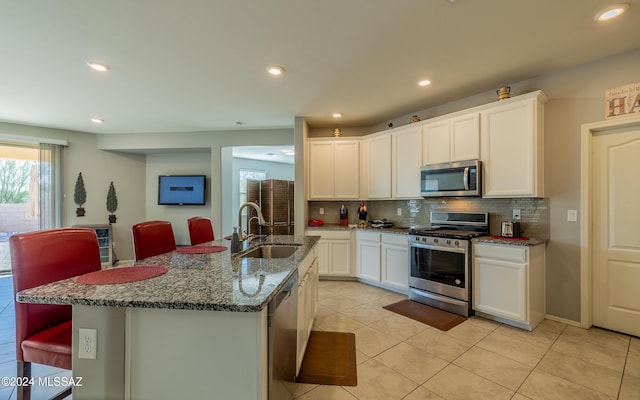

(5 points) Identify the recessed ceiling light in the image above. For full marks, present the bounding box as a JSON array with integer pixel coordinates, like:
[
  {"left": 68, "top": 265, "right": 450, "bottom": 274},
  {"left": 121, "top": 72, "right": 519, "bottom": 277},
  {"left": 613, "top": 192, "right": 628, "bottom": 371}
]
[
  {"left": 417, "top": 79, "right": 432, "bottom": 87},
  {"left": 266, "top": 65, "right": 285, "bottom": 76},
  {"left": 332, "top": 113, "right": 343, "bottom": 118},
  {"left": 90, "top": 118, "right": 104, "bottom": 124},
  {"left": 595, "top": 3, "right": 628, "bottom": 21},
  {"left": 87, "top": 61, "right": 110, "bottom": 72}
]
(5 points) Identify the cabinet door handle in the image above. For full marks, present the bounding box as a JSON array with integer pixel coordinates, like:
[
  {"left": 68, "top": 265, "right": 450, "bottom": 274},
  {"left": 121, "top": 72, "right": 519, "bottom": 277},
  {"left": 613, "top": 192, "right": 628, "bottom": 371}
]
[{"left": 463, "top": 167, "right": 470, "bottom": 190}]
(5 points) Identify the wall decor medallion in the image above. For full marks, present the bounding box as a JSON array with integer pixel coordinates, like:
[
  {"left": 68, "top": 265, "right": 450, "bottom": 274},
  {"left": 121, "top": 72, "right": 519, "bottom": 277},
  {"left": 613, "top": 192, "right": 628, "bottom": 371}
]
[{"left": 410, "top": 115, "right": 421, "bottom": 123}]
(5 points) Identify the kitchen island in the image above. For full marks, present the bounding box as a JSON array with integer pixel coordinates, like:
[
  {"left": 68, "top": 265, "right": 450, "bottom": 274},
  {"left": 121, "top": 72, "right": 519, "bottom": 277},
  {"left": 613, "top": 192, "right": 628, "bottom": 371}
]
[{"left": 17, "top": 235, "right": 320, "bottom": 400}]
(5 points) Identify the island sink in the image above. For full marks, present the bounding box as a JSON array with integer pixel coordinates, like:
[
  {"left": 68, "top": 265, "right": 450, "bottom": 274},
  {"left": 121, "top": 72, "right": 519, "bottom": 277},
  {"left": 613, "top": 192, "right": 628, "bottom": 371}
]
[{"left": 240, "top": 245, "right": 299, "bottom": 259}]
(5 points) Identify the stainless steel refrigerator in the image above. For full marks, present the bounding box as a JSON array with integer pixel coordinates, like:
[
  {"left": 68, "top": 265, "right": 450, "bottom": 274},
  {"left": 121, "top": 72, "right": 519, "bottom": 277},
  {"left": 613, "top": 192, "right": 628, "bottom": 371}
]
[{"left": 247, "top": 179, "right": 294, "bottom": 236}]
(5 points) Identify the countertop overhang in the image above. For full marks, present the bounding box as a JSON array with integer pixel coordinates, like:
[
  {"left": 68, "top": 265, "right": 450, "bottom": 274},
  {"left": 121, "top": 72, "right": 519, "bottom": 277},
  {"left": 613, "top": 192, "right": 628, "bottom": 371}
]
[{"left": 17, "top": 235, "right": 320, "bottom": 312}]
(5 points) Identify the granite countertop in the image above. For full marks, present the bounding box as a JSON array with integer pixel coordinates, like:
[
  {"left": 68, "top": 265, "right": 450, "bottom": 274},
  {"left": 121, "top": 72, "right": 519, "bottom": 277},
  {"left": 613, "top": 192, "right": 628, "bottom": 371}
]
[
  {"left": 472, "top": 236, "right": 546, "bottom": 246},
  {"left": 306, "top": 224, "right": 411, "bottom": 235},
  {"left": 17, "top": 235, "right": 320, "bottom": 313}
]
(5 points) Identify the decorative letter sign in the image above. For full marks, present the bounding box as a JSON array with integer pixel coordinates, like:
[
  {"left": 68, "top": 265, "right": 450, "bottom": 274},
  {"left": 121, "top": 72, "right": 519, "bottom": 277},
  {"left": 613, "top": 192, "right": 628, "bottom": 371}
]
[{"left": 605, "top": 82, "right": 640, "bottom": 119}]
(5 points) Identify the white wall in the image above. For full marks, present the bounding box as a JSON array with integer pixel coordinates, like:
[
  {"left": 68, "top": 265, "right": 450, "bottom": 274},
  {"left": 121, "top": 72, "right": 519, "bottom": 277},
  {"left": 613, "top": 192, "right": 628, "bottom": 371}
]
[{"left": 145, "top": 151, "right": 212, "bottom": 245}]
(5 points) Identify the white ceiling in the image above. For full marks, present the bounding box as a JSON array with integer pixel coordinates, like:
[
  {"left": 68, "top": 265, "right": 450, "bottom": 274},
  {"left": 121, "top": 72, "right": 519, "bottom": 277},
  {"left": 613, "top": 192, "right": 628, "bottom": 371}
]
[
  {"left": 232, "top": 145, "right": 294, "bottom": 164},
  {"left": 1, "top": 0, "right": 639, "bottom": 134}
]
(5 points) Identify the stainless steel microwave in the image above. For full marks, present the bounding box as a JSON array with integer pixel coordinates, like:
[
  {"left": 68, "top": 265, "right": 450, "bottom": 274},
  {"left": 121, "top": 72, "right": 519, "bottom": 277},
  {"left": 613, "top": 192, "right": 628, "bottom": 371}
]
[{"left": 420, "top": 159, "right": 482, "bottom": 197}]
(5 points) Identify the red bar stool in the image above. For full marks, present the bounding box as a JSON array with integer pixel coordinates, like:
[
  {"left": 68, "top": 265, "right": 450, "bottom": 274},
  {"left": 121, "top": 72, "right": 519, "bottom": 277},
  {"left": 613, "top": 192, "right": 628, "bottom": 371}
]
[
  {"left": 10, "top": 228, "right": 102, "bottom": 400},
  {"left": 132, "top": 220, "right": 177, "bottom": 261},
  {"left": 187, "top": 217, "right": 215, "bottom": 245}
]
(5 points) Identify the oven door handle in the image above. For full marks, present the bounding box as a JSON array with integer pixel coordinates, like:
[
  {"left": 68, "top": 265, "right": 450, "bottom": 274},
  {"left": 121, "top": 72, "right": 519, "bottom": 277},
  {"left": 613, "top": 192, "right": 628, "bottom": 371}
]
[
  {"left": 410, "top": 243, "right": 467, "bottom": 254},
  {"left": 463, "top": 167, "right": 470, "bottom": 190}
]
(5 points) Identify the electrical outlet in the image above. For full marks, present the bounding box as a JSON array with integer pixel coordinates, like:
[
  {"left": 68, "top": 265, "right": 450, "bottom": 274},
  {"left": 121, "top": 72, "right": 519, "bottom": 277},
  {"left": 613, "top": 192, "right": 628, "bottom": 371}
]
[
  {"left": 319, "top": 208, "right": 324, "bottom": 215},
  {"left": 78, "top": 328, "right": 97, "bottom": 359},
  {"left": 397, "top": 208, "right": 402, "bottom": 216},
  {"left": 512, "top": 209, "right": 521, "bottom": 220}
]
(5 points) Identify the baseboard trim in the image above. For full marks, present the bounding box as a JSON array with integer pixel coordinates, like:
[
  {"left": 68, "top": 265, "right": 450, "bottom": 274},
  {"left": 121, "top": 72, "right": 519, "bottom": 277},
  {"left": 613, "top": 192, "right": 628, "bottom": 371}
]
[{"left": 544, "top": 313, "right": 582, "bottom": 328}]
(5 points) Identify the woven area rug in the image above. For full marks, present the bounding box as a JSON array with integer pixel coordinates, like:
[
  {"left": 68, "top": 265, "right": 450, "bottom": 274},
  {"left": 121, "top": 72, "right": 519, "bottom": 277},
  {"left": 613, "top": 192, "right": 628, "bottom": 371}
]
[
  {"left": 296, "top": 331, "right": 357, "bottom": 386},
  {"left": 383, "top": 299, "right": 466, "bottom": 331}
]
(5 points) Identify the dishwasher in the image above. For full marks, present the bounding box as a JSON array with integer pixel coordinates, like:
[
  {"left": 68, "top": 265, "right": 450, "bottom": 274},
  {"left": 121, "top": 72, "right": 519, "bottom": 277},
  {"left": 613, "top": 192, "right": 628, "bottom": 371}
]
[{"left": 268, "top": 270, "right": 298, "bottom": 400}]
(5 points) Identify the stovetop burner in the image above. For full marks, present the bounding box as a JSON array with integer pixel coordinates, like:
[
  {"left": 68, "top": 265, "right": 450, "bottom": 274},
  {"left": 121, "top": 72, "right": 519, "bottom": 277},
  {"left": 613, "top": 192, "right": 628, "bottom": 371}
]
[{"left": 409, "top": 211, "right": 490, "bottom": 239}]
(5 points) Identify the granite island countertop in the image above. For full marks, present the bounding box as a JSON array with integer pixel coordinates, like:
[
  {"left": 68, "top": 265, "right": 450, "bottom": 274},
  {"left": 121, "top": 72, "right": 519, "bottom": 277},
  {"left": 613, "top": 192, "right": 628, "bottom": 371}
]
[
  {"left": 17, "top": 235, "right": 320, "bottom": 313},
  {"left": 306, "top": 224, "right": 411, "bottom": 235}
]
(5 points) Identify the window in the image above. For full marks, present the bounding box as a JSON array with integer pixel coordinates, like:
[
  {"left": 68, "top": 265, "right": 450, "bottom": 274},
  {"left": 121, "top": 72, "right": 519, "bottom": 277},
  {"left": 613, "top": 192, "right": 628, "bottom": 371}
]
[{"left": 239, "top": 169, "right": 266, "bottom": 208}]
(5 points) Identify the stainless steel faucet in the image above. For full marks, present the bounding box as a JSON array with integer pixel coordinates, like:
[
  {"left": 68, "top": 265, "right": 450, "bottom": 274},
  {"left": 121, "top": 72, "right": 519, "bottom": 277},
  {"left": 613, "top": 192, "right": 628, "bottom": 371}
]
[{"left": 238, "top": 202, "right": 266, "bottom": 241}]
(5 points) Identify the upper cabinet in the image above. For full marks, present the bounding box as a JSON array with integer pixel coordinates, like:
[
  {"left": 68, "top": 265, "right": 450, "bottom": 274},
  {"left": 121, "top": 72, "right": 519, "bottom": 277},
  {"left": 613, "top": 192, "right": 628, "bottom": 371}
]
[
  {"left": 480, "top": 91, "right": 547, "bottom": 198},
  {"left": 422, "top": 112, "right": 480, "bottom": 165},
  {"left": 365, "top": 133, "right": 392, "bottom": 199},
  {"left": 392, "top": 124, "right": 422, "bottom": 199},
  {"left": 308, "top": 139, "right": 360, "bottom": 200}
]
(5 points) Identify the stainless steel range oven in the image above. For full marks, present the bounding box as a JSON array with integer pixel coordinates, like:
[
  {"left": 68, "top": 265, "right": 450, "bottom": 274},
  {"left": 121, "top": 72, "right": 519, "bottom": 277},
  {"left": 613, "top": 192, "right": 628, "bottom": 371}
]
[{"left": 409, "top": 212, "right": 489, "bottom": 317}]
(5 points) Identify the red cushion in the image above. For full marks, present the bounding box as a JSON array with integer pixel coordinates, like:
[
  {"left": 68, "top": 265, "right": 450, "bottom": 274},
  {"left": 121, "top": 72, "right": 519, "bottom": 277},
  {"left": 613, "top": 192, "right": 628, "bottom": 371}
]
[
  {"left": 10, "top": 228, "right": 102, "bottom": 364},
  {"left": 21, "top": 320, "right": 72, "bottom": 370},
  {"left": 187, "top": 217, "right": 215, "bottom": 246},
  {"left": 132, "top": 220, "right": 177, "bottom": 260}
]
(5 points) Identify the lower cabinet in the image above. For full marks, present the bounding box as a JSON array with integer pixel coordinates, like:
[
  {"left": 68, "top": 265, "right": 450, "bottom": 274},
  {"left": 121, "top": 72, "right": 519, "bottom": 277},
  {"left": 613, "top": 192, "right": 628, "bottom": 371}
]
[
  {"left": 473, "top": 242, "right": 545, "bottom": 331},
  {"left": 306, "top": 229, "right": 354, "bottom": 277},
  {"left": 357, "top": 231, "right": 409, "bottom": 293},
  {"left": 297, "top": 250, "right": 318, "bottom": 374}
]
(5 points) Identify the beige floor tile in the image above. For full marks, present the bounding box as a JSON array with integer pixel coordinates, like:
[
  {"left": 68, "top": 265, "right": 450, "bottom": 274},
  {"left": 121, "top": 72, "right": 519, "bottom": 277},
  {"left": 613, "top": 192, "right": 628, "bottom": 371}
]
[
  {"left": 518, "top": 370, "right": 616, "bottom": 400},
  {"left": 626, "top": 344, "right": 640, "bottom": 378},
  {"left": 374, "top": 342, "right": 448, "bottom": 384},
  {"left": 343, "top": 358, "right": 418, "bottom": 400},
  {"left": 367, "top": 313, "right": 428, "bottom": 341},
  {"left": 630, "top": 336, "right": 640, "bottom": 352},
  {"left": 552, "top": 335, "right": 627, "bottom": 372},
  {"left": 535, "top": 318, "right": 567, "bottom": 334},
  {"left": 340, "top": 304, "right": 390, "bottom": 325},
  {"left": 294, "top": 385, "right": 358, "bottom": 400},
  {"left": 353, "top": 325, "right": 402, "bottom": 357},
  {"left": 355, "top": 349, "right": 370, "bottom": 365},
  {"left": 423, "top": 364, "right": 514, "bottom": 400},
  {"left": 444, "top": 321, "right": 492, "bottom": 345},
  {"left": 619, "top": 373, "right": 640, "bottom": 400},
  {"left": 287, "top": 382, "right": 318, "bottom": 399},
  {"left": 465, "top": 315, "right": 502, "bottom": 331},
  {"left": 403, "top": 386, "right": 446, "bottom": 400},
  {"left": 313, "top": 313, "right": 365, "bottom": 333},
  {"left": 405, "top": 329, "right": 471, "bottom": 362},
  {"left": 476, "top": 331, "right": 548, "bottom": 367},
  {"left": 368, "top": 292, "right": 407, "bottom": 308},
  {"left": 319, "top": 294, "right": 362, "bottom": 313},
  {"left": 537, "top": 350, "right": 623, "bottom": 397},
  {"left": 453, "top": 346, "right": 532, "bottom": 390},
  {"left": 511, "top": 394, "right": 534, "bottom": 400},
  {"left": 315, "top": 303, "right": 337, "bottom": 318},
  {"left": 562, "top": 325, "right": 630, "bottom": 353},
  {"left": 493, "top": 323, "right": 560, "bottom": 349}
]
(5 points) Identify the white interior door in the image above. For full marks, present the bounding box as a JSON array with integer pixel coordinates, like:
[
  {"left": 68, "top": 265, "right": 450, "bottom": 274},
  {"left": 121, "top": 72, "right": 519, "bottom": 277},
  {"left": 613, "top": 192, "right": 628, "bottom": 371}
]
[{"left": 592, "top": 125, "right": 640, "bottom": 336}]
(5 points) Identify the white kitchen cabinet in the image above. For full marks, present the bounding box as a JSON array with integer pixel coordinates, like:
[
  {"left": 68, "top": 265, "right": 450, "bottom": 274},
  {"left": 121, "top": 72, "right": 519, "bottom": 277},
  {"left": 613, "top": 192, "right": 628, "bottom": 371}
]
[
  {"left": 356, "top": 231, "right": 381, "bottom": 282},
  {"left": 422, "top": 112, "right": 480, "bottom": 165},
  {"left": 356, "top": 231, "right": 409, "bottom": 293},
  {"left": 306, "top": 229, "right": 354, "bottom": 277},
  {"left": 381, "top": 234, "right": 409, "bottom": 291},
  {"left": 365, "top": 133, "right": 392, "bottom": 199},
  {"left": 392, "top": 124, "right": 423, "bottom": 198},
  {"left": 473, "top": 242, "right": 545, "bottom": 331},
  {"left": 308, "top": 139, "right": 359, "bottom": 200},
  {"left": 480, "top": 91, "right": 546, "bottom": 197},
  {"left": 297, "top": 250, "right": 318, "bottom": 374}
]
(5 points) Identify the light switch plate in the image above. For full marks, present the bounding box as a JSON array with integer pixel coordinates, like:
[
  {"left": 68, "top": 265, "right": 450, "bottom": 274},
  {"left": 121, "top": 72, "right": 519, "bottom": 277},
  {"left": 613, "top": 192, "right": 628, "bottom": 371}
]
[
  {"left": 319, "top": 208, "right": 324, "bottom": 215},
  {"left": 397, "top": 208, "right": 402, "bottom": 216},
  {"left": 567, "top": 210, "right": 577, "bottom": 222}
]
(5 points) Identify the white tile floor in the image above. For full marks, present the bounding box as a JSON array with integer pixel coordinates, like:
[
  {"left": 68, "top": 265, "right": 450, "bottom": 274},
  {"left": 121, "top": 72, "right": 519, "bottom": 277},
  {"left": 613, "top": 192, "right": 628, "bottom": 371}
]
[
  {"left": 290, "top": 280, "right": 640, "bottom": 400},
  {"left": 1, "top": 275, "right": 638, "bottom": 400}
]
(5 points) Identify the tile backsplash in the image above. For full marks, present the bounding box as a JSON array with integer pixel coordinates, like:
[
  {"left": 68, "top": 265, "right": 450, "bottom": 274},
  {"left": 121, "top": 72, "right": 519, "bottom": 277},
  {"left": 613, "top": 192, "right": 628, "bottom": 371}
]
[{"left": 307, "top": 198, "right": 549, "bottom": 240}]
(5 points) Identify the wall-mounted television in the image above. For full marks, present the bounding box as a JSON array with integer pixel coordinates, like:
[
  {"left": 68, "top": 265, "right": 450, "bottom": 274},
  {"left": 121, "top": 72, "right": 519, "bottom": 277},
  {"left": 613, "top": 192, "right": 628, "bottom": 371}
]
[{"left": 158, "top": 175, "right": 206, "bottom": 205}]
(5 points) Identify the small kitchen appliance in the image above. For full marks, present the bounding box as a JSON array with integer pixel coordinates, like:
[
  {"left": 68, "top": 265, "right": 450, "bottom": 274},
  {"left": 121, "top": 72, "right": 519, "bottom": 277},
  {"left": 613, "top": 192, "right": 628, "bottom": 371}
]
[
  {"left": 420, "top": 159, "right": 482, "bottom": 197},
  {"left": 409, "top": 211, "right": 489, "bottom": 317},
  {"left": 500, "top": 221, "right": 521, "bottom": 238}
]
